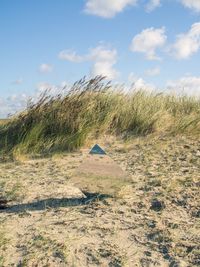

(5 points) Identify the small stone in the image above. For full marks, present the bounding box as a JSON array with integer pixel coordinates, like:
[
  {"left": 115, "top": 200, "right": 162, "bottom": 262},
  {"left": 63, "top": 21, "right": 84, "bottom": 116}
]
[
  {"left": 169, "top": 260, "right": 179, "bottom": 267},
  {"left": 150, "top": 199, "right": 165, "bottom": 212},
  {"left": 179, "top": 156, "right": 186, "bottom": 161},
  {"left": 182, "top": 168, "right": 189, "bottom": 173},
  {"left": 192, "top": 209, "right": 200, "bottom": 218},
  {"left": 196, "top": 151, "right": 200, "bottom": 157},
  {"left": 0, "top": 196, "right": 8, "bottom": 209},
  {"left": 147, "top": 220, "right": 156, "bottom": 228},
  {"left": 144, "top": 251, "right": 151, "bottom": 257}
]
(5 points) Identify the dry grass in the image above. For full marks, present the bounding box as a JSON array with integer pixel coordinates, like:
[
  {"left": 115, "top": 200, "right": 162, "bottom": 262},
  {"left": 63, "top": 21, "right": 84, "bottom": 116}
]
[
  {"left": 1, "top": 76, "right": 200, "bottom": 158},
  {"left": 0, "top": 119, "right": 9, "bottom": 125}
]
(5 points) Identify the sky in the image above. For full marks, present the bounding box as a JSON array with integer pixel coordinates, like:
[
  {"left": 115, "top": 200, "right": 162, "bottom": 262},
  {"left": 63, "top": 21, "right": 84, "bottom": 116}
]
[{"left": 0, "top": 0, "right": 200, "bottom": 117}]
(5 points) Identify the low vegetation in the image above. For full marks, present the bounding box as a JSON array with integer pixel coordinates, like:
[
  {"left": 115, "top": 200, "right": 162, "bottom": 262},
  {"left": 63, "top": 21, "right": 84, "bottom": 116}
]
[
  {"left": 0, "top": 77, "right": 199, "bottom": 266},
  {"left": 0, "top": 76, "right": 200, "bottom": 157}
]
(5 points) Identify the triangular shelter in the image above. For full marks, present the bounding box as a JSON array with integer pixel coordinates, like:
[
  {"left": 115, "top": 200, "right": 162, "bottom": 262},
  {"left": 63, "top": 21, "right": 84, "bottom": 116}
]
[
  {"left": 71, "top": 144, "right": 131, "bottom": 195},
  {"left": 89, "top": 144, "right": 106, "bottom": 155}
]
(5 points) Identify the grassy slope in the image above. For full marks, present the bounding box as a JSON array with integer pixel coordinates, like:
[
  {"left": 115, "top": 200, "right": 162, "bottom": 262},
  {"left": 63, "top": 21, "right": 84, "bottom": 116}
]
[{"left": 0, "top": 76, "right": 200, "bottom": 157}]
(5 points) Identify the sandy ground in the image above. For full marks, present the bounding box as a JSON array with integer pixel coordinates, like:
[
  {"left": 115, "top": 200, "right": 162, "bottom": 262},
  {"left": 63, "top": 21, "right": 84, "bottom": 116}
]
[{"left": 0, "top": 135, "right": 199, "bottom": 267}]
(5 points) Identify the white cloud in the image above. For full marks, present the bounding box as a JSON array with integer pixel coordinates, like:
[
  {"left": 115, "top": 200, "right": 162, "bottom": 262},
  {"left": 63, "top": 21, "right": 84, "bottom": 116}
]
[
  {"left": 58, "top": 50, "right": 84, "bottom": 63},
  {"left": 37, "top": 82, "right": 53, "bottom": 93},
  {"left": 89, "top": 46, "right": 118, "bottom": 79},
  {"left": 36, "top": 81, "right": 70, "bottom": 98},
  {"left": 145, "top": 67, "right": 160, "bottom": 76},
  {"left": 180, "top": 0, "right": 200, "bottom": 12},
  {"left": 167, "top": 76, "right": 200, "bottom": 96},
  {"left": 36, "top": 82, "right": 61, "bottom": 96},
  {"left": 128, "top": 73, "right": 156, "bottom": 91},
  {"left": 84, "top": 0, "right": 200, "bottom": 16},
  {"left": 130, "top": 27, "right": 167, "bottom": 60},
  {"left": 145, "top": 0, "right": 161, "bottom": 12},
  {"left": 58, "top": 45, "right": 119, "bottom": 80},
  {"left": 0, "top": 94, "right": 28, "bottom": 118},
  {"left": 171, "top": 22, "right": 200, "bottom": 59},
  {"left": 60, "top": 81, "right": 68, "bottom": 88},
  {"left": 12, "top": 78, "right": 23, "bottom": 85},
  {"left": 84, "top": 0, "right": 137, "bottom": 18},
  {"left": 39, "top": 63, "right": 53, "bottom": 73}
]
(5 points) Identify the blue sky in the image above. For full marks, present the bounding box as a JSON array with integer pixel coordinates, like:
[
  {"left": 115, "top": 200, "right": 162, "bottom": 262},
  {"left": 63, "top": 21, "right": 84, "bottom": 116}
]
[{"left": 0, "top": 0, "right": 200, "bottom": 117}]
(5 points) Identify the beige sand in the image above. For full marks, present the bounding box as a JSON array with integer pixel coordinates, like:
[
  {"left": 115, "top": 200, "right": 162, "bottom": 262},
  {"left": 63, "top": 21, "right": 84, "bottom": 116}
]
[{"left": 0, "top": 136, "right": 199, "bottom": 266}]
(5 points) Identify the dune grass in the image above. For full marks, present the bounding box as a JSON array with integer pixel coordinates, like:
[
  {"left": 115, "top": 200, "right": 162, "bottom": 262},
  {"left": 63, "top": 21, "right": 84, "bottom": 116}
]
[
  {"left": 0, "top": 76, "right": 200, "bottom": 157},
  {"left": 0, "top": 119, "right": 9, "bottom": 125}
]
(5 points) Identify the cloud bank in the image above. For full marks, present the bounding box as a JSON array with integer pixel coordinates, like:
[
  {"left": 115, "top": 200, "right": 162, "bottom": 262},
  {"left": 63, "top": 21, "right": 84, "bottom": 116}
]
[
  {"left": 84, "top": 0, "right": 137, "bottom": 18},
  {"left": 180, "top": 0, "right": 200, "bottom": 12},
  {"left": 59, "top": 45, "right": 119, "bottom": 79}
]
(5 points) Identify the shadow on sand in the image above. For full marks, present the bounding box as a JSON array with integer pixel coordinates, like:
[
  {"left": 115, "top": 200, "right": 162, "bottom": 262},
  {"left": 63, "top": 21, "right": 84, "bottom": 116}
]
[{"left": 0, "top": 192, "right": 111, "bottom": 214}]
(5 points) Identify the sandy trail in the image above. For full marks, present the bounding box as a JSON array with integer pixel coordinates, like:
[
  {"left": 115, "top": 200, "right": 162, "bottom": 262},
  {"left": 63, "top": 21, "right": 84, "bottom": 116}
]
[{"left": 0, "top": 136, "right": 199, "bottom": 266}]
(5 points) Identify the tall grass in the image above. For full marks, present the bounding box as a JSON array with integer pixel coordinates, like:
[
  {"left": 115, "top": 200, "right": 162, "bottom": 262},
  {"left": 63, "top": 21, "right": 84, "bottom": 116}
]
[{"left": 1, "top": 76, "right": 200, "bottom": 156}]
